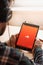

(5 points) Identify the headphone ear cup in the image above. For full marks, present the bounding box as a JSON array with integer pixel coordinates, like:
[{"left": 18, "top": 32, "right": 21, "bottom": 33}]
[
  {"left": 0, "top": 8, "right": 12, "bottom": 22},
  {"left": 0, "top": 0, "right": 12, "bottom": 22},
  {"left": 7, "top": 8, "right": 12, "bottom": 21}
]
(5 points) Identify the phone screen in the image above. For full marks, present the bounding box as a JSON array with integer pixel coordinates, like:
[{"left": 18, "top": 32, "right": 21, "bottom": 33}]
[{"left": 16, "top": 23, "right": 39, "bottom": 51}]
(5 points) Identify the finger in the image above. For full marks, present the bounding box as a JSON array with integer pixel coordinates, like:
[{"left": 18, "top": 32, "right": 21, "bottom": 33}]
[
  {"left": 15, "top": 33, "right": 19, "bottom": 38},
  {"left": 39, "top": 39, "right": 43, "bottom": 42}
]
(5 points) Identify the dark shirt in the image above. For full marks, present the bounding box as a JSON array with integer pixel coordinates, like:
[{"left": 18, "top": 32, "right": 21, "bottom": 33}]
[
  {"left": 34, "top": 46, "right": 43, "bottom": 65},
  {"left": 0, "top": 42, "right": 24, "bottom": 65},
  {"left": 0, "top": 42, "right": 43, "bottom": 65}
]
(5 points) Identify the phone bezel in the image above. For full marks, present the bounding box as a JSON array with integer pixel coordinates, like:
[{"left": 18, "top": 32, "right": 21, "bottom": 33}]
[{"left": 16, "top": 23, "right": 39, "bottom": 52}]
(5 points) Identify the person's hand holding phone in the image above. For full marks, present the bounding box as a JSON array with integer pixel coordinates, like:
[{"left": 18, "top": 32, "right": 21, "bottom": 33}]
[
  {"left": 32, "top": 39, "right": 43, "bottom": 55},
  {"left": 6, "top": 34, "right": 19, "bottom": 48}
]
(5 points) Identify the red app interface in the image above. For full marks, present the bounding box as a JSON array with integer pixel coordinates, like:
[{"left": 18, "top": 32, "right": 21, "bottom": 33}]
[{"left": 17, "top": 25, "right": 38, "bottom": 49}]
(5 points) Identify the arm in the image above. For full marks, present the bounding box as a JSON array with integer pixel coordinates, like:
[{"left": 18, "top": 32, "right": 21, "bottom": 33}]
[
  {"left": 4, "top": 34, "right": 34, "bottom": 65},
  {"left": 0, "top": 41, "right": 34, "bottom": 65},
  {"left": 34, "top": 47, "right": 43, "bottom": 64},
  {"left": 0, "top": 42, "right": 24, "bottom": 65},
  {"left": 5, "top": 34, "right": 18, "bottom": 47},
  {"left": 33, "top": 40, "right": 43, "bottom": 64}
]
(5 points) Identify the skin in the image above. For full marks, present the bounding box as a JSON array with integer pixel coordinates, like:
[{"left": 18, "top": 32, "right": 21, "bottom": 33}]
[
  {"left": 0, "top": 21, "right": 16, "bottom": 47},
  {"left": 0, "top": 22, "right": 42, "bottom": 59},
  {"left": 0, "top": 22, "right": 6, "bottom": 36},
  {"left": 0, "top": 0, "right": 16, "bottom": 46},
  {"left": 0, "top": 22, "right": 42, "bottom": 48},
  {"left": 0, "top": 21, "right": 18, "bottom": 47},
  {"left": 0, "top": 0, "right": 42, "bottom": 50}
]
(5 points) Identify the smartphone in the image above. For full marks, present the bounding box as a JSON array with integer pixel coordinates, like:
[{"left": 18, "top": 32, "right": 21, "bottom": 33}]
[{"left": 16, "top": 23, "right": 39, "bottom": 52}]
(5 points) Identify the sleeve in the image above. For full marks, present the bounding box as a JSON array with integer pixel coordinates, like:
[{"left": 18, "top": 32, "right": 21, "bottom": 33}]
[
  {"left": 19, "top": 56, "right": 34, "bottom": 65},
  {"left": 0, "top": 42, "right": 8, "bottom": 46},
  {"left": 0, "top": 42, "right": 24, "bottom": 65},
  {"left": 8, "top": 47, "right": 34, "bottom": 65},
  {"left": 8, "top": 47, "right": 24, "bottom": 65},
  {"left": 0, "top": 42, "right": 34, "bottom": 65},
  {"left": 34, "top": 47, "right": 43, "bottom": 64}
]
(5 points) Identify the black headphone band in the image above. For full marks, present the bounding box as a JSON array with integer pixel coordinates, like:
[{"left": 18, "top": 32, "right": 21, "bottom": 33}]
[{"left": 0, "top": 7, "right": 12, "bottom": 23}]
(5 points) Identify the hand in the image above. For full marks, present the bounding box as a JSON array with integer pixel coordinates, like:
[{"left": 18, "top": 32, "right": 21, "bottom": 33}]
[
  {"left": 32, "top": 39, "right": 42, "bottom": 54},
  {"left": 34, "top": 39, "right": 42, "bottom": 48},
  {"left": 6, "top": 34, "right": 19, "bottom": 48}
]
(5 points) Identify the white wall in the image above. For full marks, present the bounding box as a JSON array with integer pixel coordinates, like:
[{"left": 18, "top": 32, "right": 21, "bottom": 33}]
[
  {"left": 13, "top": 0, "right": 43, "bottom": 7},
  {"left": 9, "top": 0, "right": 43, "bottom": 29},
  {"left": 9, "top": 11, "right": 43, "bottom": 29}
]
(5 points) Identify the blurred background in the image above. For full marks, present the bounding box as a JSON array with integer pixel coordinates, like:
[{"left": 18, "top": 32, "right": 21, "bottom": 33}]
[{"left": 9, "top": 0, "right": 43, "bottom": 29}]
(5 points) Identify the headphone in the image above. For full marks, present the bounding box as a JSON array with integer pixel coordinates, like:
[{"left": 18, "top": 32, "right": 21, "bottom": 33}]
[{"left": 0, "top": 0, "right": 12, "bottom": 22}]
